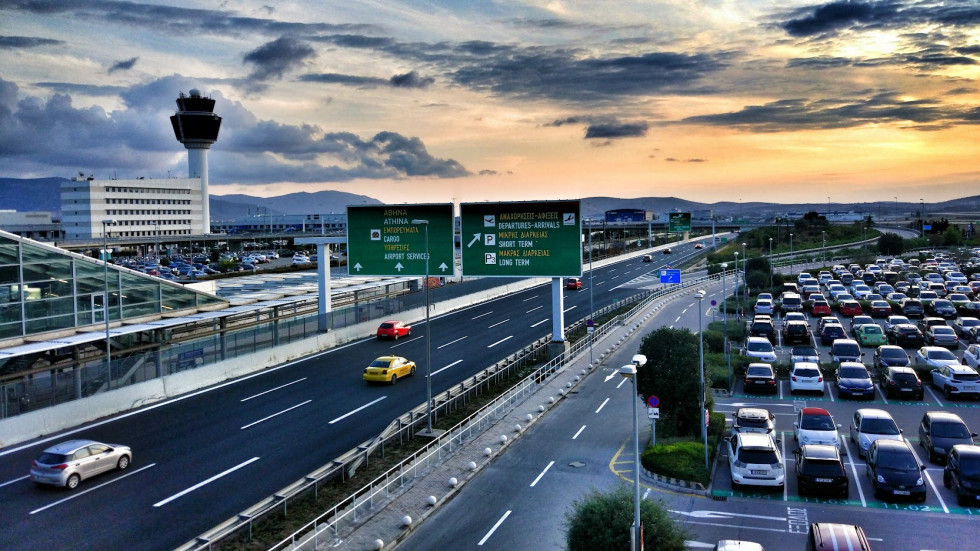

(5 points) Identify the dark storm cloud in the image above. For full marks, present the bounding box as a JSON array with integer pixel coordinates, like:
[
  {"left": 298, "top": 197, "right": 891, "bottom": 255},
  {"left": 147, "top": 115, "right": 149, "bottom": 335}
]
[
  {"left": 955, "top": 45, "right": 980, "bottom": 55},
  {"left": 390, "top": 71, "right": 434, "bottom": 88},
  {"left": 0, "top": 75, "right": 470, "bottom": 182},
  {"left": 243, "top": 36, "right": 316, "bottom": 81},
  {"left": 108, "top": 57, "right": 139, "bottom": 74},
  {"left": 680, "top": 92, "right": 980, "bottom": 132},
  {"left": 779, "top": 1, "right": 980, "bottom": 38},
  {"left": 0, "top": 35, "right": 63, "bottom": 49},
  {"left": 298, "top": 70, "right": 434, "bottom": 89},
  {"left": 584, "top": 121, "right": 648, "bottom": 139}
]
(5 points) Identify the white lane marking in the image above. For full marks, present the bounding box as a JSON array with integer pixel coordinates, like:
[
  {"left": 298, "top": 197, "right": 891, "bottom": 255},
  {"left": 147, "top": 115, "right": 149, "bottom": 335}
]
[
  {"left": 431, "top": 360, "right": 462, "bottom": 376},
  {"left": 526, "top": 305, "right": 544, "bottom": 313},
  {"left": 842, "top": 439, "right": 868, "bottom": 507},
  {"left": 926, "top": 385, "right": 944, "bottom": 407},
  {"left": 0, "top": 475, "right": 28, "bottom": 488},
  {"left": 522, "top": 296, "right": 537, "bottom": 302},
  {"left": 674, "top": 316, "right": 681, "bottom": 323},
  {"left": 478, "top": 510, "right": 512, "bottom": 545},
  {"left": 595, "top": 280, "right": 606, "bottom": 286},
  {"left": 782, "top": 436, "right": 788, "bottom": 501},
  {"left": 153, "top": 457, "right": 259, "bottom": 507},
  {"left": 530, "top": 319, "right": 548, "bottom": 328},
  {"left": 682, "top": 307, "right": 690, "bottom": 314},
  {"left": 31, "top": 463, "right": 157, "bottom": 515},
  {"left": 437, "top": 336, "right": 468, "bottom": 349},
  {"left": 670, "top": 510, "right": 787, "bottom": 521},
  {"left": 877, "top": 385, "right": 889, "bottom": 405},
  {"left": 488, "top": 336, "right": 514, "bottom": 348},
  {"left": 389, "top": 336, "right": 423, "bottom": 348},
  {"left": 488, "top": 319, "right": 510, "bottom": 329},
  {"left": 563, "top": 305, "right": 577, "bottom": 313},
  {"left": 472, "top": 310, "right": 494, "bottom": 319},
  {"left": 241, "top": 378, "right": 307, "bottom": 402},
  {"left": 906, "top": 438, "right": 949, "bottom": 514},
  {"left": 596, "top": 398, "right": 610, "bottom": 413},
  {"left": 572, "top": 425, "right": 586, "bottom": 440},
  {"left": 616, "top": 377, "right": 629, "bottom": 389},
  {"left": 241, "top": 400, "right": 312, "bottom": 430},
  {"left": 530, "top": 461, "right": 555, "bottom": 487},
  {"left": 329, "top": 396, "right": 387, "bottom": 424},
  {"left": 826, "top": 383, "right": 834, "bottom": 402}
]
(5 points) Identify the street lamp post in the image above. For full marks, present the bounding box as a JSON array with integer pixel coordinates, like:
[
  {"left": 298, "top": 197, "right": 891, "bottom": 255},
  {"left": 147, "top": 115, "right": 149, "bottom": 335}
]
[
  {"left": 620, "top": 352, "right": 646, "bottom": 551},
  {"left": 821, "top": 231, "right": 827, "bottom": 265},
  {"left": 588, "top": 221, "right": 595, "bottom": 366},
  {"left": 734, "top": 251, "right": 740, "bottom": 319},
  {"left": 768, "top": 237, "right": 774, "bottom": 288},
  {"left": 741, "top": 243, "right": 747, "bottom": 312},
  {"left": 920, "top": 199, "right": 925, "bottom": 237},
  {"left": 696, "top": 290, "right": 708, "bottom": 469},
  {"left": 102, "top": 219, "right": 116, "bottom": 387},
  {"left": 721, "top": 263, "right": 730, "bottom": 390},
  {"left": 789, "top": 233, "right": 794, "bottom": 277},
  {"left": 412, "top": 219, "right": 433, "bottom": 434}
]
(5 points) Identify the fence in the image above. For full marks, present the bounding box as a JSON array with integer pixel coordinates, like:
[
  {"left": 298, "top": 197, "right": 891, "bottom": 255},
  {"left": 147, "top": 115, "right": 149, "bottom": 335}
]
[{"left": 178, "top": 271, "right": 720, "bottom": 550}]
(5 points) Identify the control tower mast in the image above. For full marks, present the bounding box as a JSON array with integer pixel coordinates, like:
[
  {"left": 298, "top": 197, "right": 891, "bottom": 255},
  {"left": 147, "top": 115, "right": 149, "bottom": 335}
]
[{"left": 170, "top": 89, "right": 221, "bottom": 233}]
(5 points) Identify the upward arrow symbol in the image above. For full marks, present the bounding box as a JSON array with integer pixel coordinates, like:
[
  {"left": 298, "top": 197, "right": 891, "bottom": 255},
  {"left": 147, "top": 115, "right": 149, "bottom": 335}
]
[
  {"left": 438, "top": 262, "right": 449, "bottom": 272},
  {"left": 354, "top": 263, "right": 363, "bottom": 271},
  {"left": 394, "top": 263, "right": 404, "bottom": 272}
]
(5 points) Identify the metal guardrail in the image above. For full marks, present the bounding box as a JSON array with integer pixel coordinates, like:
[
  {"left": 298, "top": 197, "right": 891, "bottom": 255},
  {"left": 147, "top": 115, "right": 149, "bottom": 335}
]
[{"left": 177, "top": 270, "right": 721, "bottom": 551}]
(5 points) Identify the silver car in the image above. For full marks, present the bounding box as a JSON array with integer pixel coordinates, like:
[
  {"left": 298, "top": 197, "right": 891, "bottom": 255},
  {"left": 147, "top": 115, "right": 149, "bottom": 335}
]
[{"left": 30, "top": 439, "right": 132, "bottom": 490}]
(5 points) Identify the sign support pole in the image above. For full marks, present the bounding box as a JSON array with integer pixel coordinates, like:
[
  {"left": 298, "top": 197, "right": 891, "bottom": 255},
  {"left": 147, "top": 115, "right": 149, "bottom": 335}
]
[{"left": 295, "top": 237, "right": 345, "bottom": 332}]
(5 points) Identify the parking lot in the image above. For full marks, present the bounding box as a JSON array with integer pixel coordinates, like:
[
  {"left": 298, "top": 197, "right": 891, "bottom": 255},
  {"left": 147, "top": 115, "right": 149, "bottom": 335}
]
[{"left": 715, "top": 302, "right": 980, "bottom": 516}]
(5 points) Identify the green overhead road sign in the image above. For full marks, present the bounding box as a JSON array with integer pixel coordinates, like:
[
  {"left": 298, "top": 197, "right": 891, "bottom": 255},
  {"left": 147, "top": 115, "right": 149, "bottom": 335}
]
[
  {"left": 669, "top": 212, "right": 692, "bottom": 232},
  {"left": 460, "top": 200, "right": 582, "bottom": 277},
  {"left": 346, "top": 204, "right": 454, "bottom": 276}
]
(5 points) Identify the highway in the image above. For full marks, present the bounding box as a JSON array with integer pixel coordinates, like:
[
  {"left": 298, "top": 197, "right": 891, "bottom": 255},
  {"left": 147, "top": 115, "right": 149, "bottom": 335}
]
[{"left": 0, "top": 242, "right": 702, "bottom": 550}]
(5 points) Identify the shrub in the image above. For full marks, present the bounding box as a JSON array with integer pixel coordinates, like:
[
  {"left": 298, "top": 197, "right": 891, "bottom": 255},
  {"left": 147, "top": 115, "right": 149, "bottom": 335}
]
[{"left": 564, "top": 485, "right": 689, "bottom": 551}]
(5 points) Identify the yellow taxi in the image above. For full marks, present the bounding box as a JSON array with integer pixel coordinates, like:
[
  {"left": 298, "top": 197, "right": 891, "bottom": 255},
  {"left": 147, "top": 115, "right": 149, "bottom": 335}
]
[{"left": 363, "top": 356, "right": 416, "bottom": 384}]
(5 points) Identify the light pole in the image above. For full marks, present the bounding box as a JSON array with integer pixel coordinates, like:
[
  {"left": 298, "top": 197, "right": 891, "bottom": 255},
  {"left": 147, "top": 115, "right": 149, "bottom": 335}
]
[
  {"left": 588, "top": 221, "right": 595, "bottom": 366},
  {"left": 696, "top": 290, "right": 708, "bottom": 469},
  {"left": 920, "top": 198, "right": 925, "bottom": 237},
  {"left": 894, "top": 196, "right": 898, "bottom": 220},
  {"left": 821, "top": 231, "right": 826, "bottom": 265},
  {"left": 768, "top": 237, "right": 773, "bottom": 288},
  {"left": 741, "top": 243, "right": 747, "bottom": 310},
  {"left": 412, "top": 219, "right": 433, "bottom": 434},
  {"left": 734, "top": 251, "right": 740, "bottom": 319},
  {"left": 789, "top": 233, "right": 794, "bottom": 277},
  {"left": 102, "top": 219, "right": 116, "bottom": 386},
  {"left": 620, "top": 352, "right": 646, "bottom": 551},
  {"left": 721, "top": 263, "right": 731, "bottom": 390}
]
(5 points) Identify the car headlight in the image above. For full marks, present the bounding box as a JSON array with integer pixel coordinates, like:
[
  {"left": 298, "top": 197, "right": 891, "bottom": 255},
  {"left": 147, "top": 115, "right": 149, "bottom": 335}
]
[
  {"left": 877, "top": 474, "right": 885, "bottom": 483},
  {"left": 916, "top": 477, "right": 924, "bottom": 486}
]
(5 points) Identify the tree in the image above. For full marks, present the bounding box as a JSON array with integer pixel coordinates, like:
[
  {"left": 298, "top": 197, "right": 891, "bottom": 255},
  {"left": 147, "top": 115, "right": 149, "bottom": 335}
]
[
  {"left": 877, "top": 233, "right": 904, "bottom": 255},
  {"left": 636, "top": 327, "right": 712, "bottom": 438},
  {"left": 943, "top": 227, "right": 964, "bottom": 246},
  {"left": 565, "top": 485, "right": 689, "bottom": 551}
]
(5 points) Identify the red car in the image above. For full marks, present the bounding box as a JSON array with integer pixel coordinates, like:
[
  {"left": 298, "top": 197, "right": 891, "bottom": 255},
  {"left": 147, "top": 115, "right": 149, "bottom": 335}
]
[
  {"left": 869, "top": 300, "right": 893, "bottom": 317},
  {"left": 839, "top": 300, "right": 863, "bottom": 317},
  {"left": 566, "top": 277, "right": 582, "bottom": 290},
  {"left": 811, "top": 300, "right": 832, "bottom": 317},
  {"left": 377, "top": 320, "right": 412, "bottom": 340}
]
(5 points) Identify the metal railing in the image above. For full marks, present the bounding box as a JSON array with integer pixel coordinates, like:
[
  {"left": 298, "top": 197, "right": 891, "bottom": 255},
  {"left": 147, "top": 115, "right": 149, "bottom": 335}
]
[{"left": 178, "top": 271, "right": 721, "bottom": 550}]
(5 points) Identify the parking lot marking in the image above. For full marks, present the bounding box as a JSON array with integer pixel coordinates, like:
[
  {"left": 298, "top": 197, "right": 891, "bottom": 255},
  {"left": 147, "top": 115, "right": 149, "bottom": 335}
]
[
  {"left": 926, "top": 386, "right": 945, "bottom": 407},
  {"left": 906, "top": 438, "right": 949, "bottom": 514},
  {"left": 826, "top": 383, "right": 835, "bottom": 402},
  {"left": 782, "top": 437, "right": 788, "bottom": 501},
  {"left": 0, "top": 475, "right": 28, "bottom": 488},
  {"left": 878, "top": 386, "right": 889, "bottom": 405},
  {"left": 842, "top": 438, "right": 868, "bottom": 507}
]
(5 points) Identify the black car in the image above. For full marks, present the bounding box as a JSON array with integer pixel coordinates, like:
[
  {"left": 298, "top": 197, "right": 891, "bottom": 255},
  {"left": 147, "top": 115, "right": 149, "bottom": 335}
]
[
  {"left": 795, "top": 444, "right": 849, "bottom": 498},
  {"left": 783, "top": 320, "right": 811, "bottom": 345},
  {"left": 944, "top": 445, "right": 980, "bottom": 506},
  {"left": 744, "top": 363, "right": 777, "bottom": 394},
  {"left": 873, "top": 345, "right": 910, "bottom": 370},
  {"left": 749, "top": 320, "right": 776, "bottom": 343},
  {"left": 917, "top": 316, "right": 948, "bottom": 334},
  {"left": 866, "top": 439, "right": 927, "bottom": 502},
  {"left": 930, "top": 299, "right": 958, "bottom": 320},
  {"left": 879, "top": 366, "right": 923, "bottom": 400},
  {"left": 919, "top": 411, "right": 976, "bottom": 463},
  {"left": 886, "top": 324, "right": 925, "bottom": 348},
  {"left": 900, "top": 298, "right": 924, "bottom": 318},
  {"left": 820, "top": 324, "right": 847, "bottom": 345}
]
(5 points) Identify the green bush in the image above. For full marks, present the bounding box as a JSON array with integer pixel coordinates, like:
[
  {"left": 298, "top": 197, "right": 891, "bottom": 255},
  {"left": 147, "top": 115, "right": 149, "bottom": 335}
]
[
  {"left": 564, "top": 486, "right": 689, "bottom": 551},
  {"left": 641, "top": 413, "right": 726, "bottom": 485}
]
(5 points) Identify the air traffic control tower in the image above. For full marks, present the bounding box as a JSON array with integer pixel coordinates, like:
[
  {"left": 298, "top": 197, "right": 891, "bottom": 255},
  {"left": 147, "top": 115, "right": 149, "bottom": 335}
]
[{"left": 171, "top": 89, "right": 221, "bottom": 233}]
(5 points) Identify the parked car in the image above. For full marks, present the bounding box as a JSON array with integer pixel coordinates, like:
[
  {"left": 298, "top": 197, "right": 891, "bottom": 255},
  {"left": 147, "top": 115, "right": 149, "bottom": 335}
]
[
  {"left": 873, "top": 345, "right": 910, "bottom": 370},
  {"left": 794, "top": 407, "right": 843, "bottom": 453},
  {"left": 732, "top": 407, "right": 776, "bottom": 434},
  {"left": 749, "top": 319, "right": 777, "bottom": 343},
  {"left": 849, "top": 315, "right": 875, "bottom": 333},
  {"left": 727, "top": 432, "right": 784, "bottom": 490},
  {"left": 811, "top": 299, "right": 832, "bottom": 317},
  {"left": 866, "top": 439, "right": 927, "bottom": 502},
  {"left": 790, "top": 362, "right": 825, "bottom": 395},
  {"left": 928, "top": 362, "right": 980, "bottom": 399},
  {"left": 952, "top": 317, "right": 980, "bottom": 339},
  {"left": 839, "top": 300, "right": 863, "bottom": 317},
  {"left": 30, "top": 439, "right": 132, "bottom": 490},
  {"left": 830, "top": 339, "right": 863, "bottom": 365},
  {"left": 744, "top": 363, "right": 777, "bottom": 394},
  {"left": 900, "top": 298, "right": 924, "bottom": 317},
  {"left": 886, "top": 324, "right": 925, "bottom": 348},
  {"left": 879, "top": 366, "right": 924, "bottom": 400},
  {"left": 835, "top": 362, "right": 875, "bottom": 400},
  {"left": 964, "top": 344, "right": 980, "bottom": 370},
  {"left": 782, "top": 320, "right": 811, "bottom": 345},
  {"left": 795, "top": 444, "right": 849, "bottom": 498},
  {"left": 944, "top": 445, "right": 980, "bottom": 506},
  {"left": 850, "top": 408, "right": 903, "bottom": 458},
  {"left": 376, "top": 320, "right": 412, "bottom": 340},
  {"left": 917, "top": 345, "right": 963, "bottom": 369},
  {"left": 884, "top": 315, "right": 911, "bottom": 333},
  {"left": 363, "top": 356, "right": 417, "bottom": 384},
  {"left": 925, "top": 326, "right": 959, "bottom": 348},
  {"left": 918, "top": 411, "right": 976, "bottom": 463},
  {"left": 869, "top": 300, "right": 893, "bottom": 317},
  {"left": 805, "top": 523, "right": 871, "bottom": 551},
  {"left": 854, "top": 325, "right": 887, "bottom": 347},
  {"left": 930, "top": 299, "right": 958, "bottom": 319},
  {"left": 791, "top": 345, "right": 820, "bottom": 363},
  {"left": 744, "top": 336, "right": 777, "bottom": 362},
  {"left": 820, "top": 324, "right": 847, "bottom": 345},
  {"left": 754, "top": 299, "right": 775, "bottom": 315}
]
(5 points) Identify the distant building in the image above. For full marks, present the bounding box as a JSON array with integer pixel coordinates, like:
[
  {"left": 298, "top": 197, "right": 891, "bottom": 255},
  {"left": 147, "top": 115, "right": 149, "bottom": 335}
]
[
  {"left": 211, "top": 213, "right": 346, "bottom": 235},
  {"left": 0, "top": 211, "right": 62, "bottom": 241},
  {"left": 60, "top": 177, "right": 204, "bottom": 239},
  {"left": 604, "top": 209, "right": 652, "bottom": 223}
]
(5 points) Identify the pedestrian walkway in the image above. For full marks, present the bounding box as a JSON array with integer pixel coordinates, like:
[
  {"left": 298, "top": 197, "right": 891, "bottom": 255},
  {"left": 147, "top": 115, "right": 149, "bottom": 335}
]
[{"left": 322, "top": 283, "right": 718, "bottom": 551}]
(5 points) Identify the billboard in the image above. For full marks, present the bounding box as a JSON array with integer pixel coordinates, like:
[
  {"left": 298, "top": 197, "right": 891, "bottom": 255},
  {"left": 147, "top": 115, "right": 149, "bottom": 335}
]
[{"left": 668, "top": 212, "right": 692, "bottom": 232}]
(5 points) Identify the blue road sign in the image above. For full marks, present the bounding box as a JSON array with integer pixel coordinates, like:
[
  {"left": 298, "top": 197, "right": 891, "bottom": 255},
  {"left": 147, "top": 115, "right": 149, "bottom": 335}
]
[
  {"left": 660, "top": 269, "right": 681, "bottom": 284},
  {"left": 647, "top": 395, "right": 660, "bottom": 408}
]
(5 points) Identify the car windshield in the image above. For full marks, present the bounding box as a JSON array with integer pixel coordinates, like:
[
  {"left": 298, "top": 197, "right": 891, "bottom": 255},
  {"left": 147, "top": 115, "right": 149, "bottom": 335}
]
[
  {"left": 747, "top": 366, "right": 772, "bottom": 377},
  {"left": 793, "top": 347, "right": 817, "bottom": 356},
  {"left": 928, "top": 349, "right": 957, "bottom": 360},
  {"left": 898, "top": 326, "right": 919, "bottom": 335},
  {"left": 369, "top": 359, "right": 393, "bottom": 368},
  {"left": 834, "top": 344, "right": 860, "bottom": 356},
  {"left": 379, "top": 323, "right": 394, "bottom": 329},
  {"left": 932, "top": 421, "right": 972, "bottom": 439},
  {"left": 881, "top": 349, "right": 907, "bottom": 359},
  {"left": 861, "top": 418, "right": 900, "bottom": 435},
  {"left": 878, "top": 450, "right": 918, "bottom": 470},
  {"left": 893, "top": 373, "right": 917, "bottom": 384},
  {"left": 747, "top": 341, "right": 773, "bottom": 352},
  {"left": 752, "top": 322, "right": 772, "bottom": 331},
  {"left": 801, "top": 415, "right": 836, "bottom": 430},
  {"left": 794, "top": 368, "right": 819, "bottom": 377},
  {"left": 738, "top": 449, "right": 779, "bottom": 464},
  {"left": 802, "top": 459, "right": 844, "bottom": 477},
  {"left": 840, "top": 367, "right": 869, "bottom": 379},
  {"left": 863, "top": 326, "right": 883, "bottom": 335}
]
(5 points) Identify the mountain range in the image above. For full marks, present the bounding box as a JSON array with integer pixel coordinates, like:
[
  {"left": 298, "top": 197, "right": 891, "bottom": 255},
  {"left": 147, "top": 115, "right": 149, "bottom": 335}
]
[{"left": 1, "top": 177, "right": 977, "bottom": 220}]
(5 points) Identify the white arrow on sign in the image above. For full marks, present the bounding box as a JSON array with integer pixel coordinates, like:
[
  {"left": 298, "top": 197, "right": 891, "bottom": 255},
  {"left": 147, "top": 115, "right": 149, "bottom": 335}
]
[
  {"left": 354, "top": 263, "right": 363, "bottom": 272},
  {"left": 467, "top": 233, "right": 481, "bottom": 248},
  {"left": 438, "top": 263, "right": 449, "bottom": 272},
  {"left": 394, "top": 263, "right": 404, "bottom": 272},
  {"left": 669, "top": 510, "right": 786, "bottom": 522}
]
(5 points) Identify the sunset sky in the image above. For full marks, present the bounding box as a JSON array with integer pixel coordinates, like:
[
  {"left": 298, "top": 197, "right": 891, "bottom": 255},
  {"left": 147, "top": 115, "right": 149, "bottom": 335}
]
[{"left": 2, "top": 0, "right": 979, "bottom": 206}]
